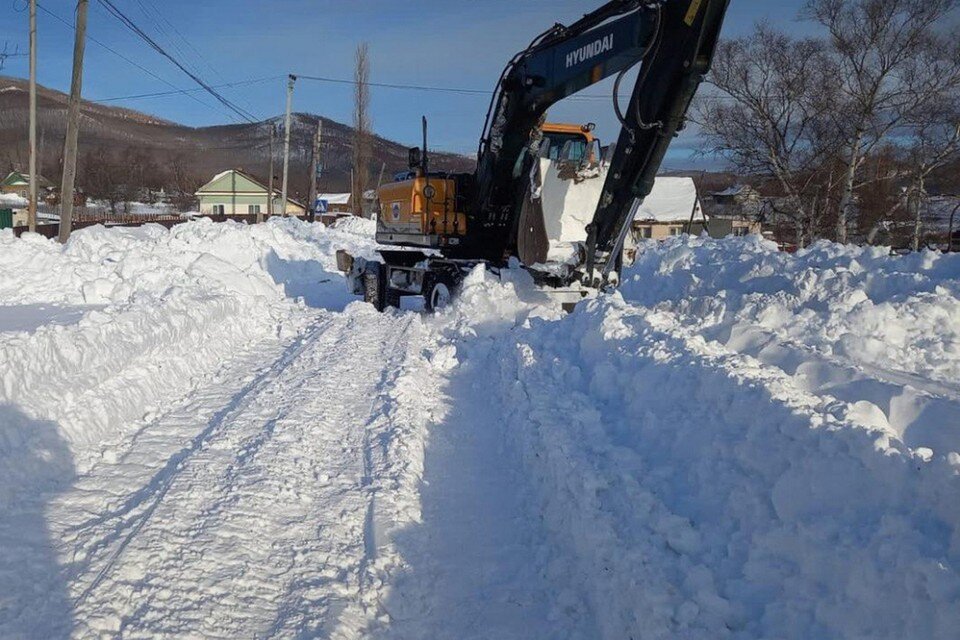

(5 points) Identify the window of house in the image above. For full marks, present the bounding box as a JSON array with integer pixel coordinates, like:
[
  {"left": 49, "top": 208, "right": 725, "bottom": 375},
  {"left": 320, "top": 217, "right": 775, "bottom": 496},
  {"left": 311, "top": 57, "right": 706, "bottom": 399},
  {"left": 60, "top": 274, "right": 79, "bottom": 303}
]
[
  {"left": 669, "top": 227, "right": 682, "bottom": 236},
  {"left": 733, "top": 226, "right": 750, "bottom": 237},
  {"left": 248, "top": 204, "right": 261, "bottom": 215},
  {"left": 212, "top": 204, "right": 225, "bottom": 215},
  {"left": 638, "top": 226, "right": 653, "bottom": 239}
]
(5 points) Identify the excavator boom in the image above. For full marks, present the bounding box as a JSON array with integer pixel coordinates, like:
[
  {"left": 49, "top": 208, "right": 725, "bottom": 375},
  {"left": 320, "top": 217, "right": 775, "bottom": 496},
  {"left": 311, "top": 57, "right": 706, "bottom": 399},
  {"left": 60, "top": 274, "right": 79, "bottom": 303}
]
[{"left": 473, "top": 0, "right": 729, "bottom": 278}]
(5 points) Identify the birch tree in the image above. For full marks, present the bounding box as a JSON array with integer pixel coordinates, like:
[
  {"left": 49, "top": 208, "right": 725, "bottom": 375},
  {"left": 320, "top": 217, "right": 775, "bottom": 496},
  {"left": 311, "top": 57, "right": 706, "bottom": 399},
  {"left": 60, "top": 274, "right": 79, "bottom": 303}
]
[
  {"left": 696, "top": 26, "right": 839, "bottom": 246},
  {"left": 804, "top": 0, "right": 960, "bottom": 242}
]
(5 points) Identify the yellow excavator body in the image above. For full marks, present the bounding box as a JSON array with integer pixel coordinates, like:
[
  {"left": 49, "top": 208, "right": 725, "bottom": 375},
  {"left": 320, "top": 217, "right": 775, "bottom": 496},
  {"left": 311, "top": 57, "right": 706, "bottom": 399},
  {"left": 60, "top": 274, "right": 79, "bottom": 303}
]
[{"left": 375, "top": 123, "right": 595, "bottom": 246}]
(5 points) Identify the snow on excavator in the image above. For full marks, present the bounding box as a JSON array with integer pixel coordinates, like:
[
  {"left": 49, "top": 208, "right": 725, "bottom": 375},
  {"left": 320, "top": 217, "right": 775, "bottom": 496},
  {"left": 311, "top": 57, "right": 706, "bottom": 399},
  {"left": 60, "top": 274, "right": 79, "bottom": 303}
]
[{"left": 337, "top": 0, "right": 730, "bottom": 311}]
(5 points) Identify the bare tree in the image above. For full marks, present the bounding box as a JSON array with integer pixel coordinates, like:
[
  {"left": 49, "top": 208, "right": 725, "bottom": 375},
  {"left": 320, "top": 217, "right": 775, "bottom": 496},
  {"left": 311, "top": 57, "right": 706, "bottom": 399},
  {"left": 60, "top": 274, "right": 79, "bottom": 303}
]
[
  {"left": 696, "top": 26, "right": 839, "bottom": 246},
  {"left": 169, "top": 155, "right": 202, "bottom": 211},
  {"left": 352, "top": 42, "right": 372, "bottom": 217},
  {"left": 900, "top": 98, "right": 960, "bottom": 249},
  {"left": 804, "top": 0, "right": 960, "bottom": 242}
]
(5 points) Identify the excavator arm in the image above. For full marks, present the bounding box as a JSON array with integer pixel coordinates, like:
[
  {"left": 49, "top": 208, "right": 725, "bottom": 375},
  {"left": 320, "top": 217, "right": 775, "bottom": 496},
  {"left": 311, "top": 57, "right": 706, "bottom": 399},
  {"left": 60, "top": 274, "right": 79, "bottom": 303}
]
[{"left": 472, "top": 0, "right": 729, "bottom": 280}]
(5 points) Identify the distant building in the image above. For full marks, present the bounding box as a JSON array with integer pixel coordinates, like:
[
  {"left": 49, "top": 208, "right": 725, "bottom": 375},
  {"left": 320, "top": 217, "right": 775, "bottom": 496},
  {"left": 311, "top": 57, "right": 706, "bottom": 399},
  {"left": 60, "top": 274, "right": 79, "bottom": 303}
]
[
  {"left": 1, "top": 170, "right": 53, "bottom": 199},
  {"left": 314, "top": 193, "right": 353, "bottom": 226},
  {"left": 706, "top": 183, "right": 765, "bottom": 238},
  {"left": 710, "top": 183, "right": 762, "bottom": 208},
  {"left": 195, "top": 169, "right": 305, "bottom": 217},
  {"left": 631, "top": 177, "right": 707, "bottom": 240},
  {"left": 316, "top": 193, "right": 352, "bottom": 214},
  {"left": 626, "top": 178, "right": 762, "bottom": 259}
]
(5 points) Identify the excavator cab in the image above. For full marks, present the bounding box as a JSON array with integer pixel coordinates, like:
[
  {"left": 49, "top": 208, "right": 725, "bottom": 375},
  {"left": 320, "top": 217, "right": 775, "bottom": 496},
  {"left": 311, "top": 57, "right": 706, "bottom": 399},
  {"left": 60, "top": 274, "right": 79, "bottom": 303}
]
[{"left": 540, "top": 122, "right": 598, "bottom": 164}]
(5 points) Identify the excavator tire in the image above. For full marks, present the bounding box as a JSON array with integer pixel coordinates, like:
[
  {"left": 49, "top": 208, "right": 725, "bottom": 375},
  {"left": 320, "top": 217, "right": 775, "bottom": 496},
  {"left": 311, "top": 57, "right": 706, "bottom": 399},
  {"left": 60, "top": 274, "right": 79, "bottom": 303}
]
[
  {"left": 362, "top": 262, "right": 387, "bottom": 312},
  {"left": 423, "top": 273, "right": 456, "bottom": 313}
]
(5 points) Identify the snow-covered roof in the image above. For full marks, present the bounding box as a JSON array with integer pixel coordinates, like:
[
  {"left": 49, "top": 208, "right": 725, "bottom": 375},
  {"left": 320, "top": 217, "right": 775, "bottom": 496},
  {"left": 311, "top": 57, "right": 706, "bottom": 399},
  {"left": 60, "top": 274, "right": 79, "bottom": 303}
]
[
  {"left": 0, "top": 192, "right": 27, "bottom": 208},
  {"left": 634, "top": 177, "right": 704, "bottom": 223},
  {"left": 317, "top": 193, "right": 351, "bottom": 205}
]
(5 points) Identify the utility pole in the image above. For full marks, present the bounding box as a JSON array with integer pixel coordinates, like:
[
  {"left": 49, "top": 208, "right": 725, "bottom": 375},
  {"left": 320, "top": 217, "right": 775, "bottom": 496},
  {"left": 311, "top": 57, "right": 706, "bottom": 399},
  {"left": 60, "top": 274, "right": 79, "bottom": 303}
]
[
  {"left": 280, "top": 74, "right": 296, "bottom": 218},
  {"left": 307, "top": 119, "right": 322, "bottom": 223},
  {"left": 28, "top": 0, "right": 37, "bottom": 233},
  {"left": 58, "top": 0, "right": 88, "bottom": 244},
  {"left": 265, "top": 123, "right": 274, "bottom": 222}
]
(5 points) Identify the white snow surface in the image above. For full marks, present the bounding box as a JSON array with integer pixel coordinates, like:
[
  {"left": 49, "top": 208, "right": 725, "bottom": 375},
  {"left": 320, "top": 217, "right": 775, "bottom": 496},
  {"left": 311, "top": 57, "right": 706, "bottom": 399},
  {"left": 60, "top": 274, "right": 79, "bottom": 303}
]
[{"left": 0, "top": 221, "right": 958, "bottom": 638}]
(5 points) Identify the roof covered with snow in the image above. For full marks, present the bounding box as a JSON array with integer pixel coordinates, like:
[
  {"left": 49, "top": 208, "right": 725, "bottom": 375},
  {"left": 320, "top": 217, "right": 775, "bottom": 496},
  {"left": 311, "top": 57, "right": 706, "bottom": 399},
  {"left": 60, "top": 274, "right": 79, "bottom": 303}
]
[
  {"left": 317, "top": 193, "right": 351, "bottom": 205},
  {"left": 634, "top": 177, "right": 704, "bottom": 223},
  {"left": 0, "top": 192, "right": 27, "bottom": 208}
]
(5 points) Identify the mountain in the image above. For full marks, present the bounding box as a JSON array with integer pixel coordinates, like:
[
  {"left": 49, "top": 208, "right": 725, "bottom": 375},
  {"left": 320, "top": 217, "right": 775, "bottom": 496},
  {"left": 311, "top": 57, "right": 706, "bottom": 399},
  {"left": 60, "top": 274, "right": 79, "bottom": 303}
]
[{"left": 0, "top": 76, "right": 474, "bottom": 201}]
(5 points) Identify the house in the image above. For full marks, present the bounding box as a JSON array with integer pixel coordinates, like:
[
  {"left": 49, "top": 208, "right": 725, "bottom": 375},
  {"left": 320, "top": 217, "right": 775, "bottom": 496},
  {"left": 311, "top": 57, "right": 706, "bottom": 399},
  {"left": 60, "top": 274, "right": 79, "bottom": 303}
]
[
  {"left": 1, "top": 170, "right": 53, "bottom": 199},
  {"left": 195, "top": 169, "right": 305, "bottom": 217},
  {"left": 314, "top": 193, "right": 353, "bottom": 225},
  {"left": 706, "top": 183, "right": 765, "bottom": 238},
  {"left": 631, "top": 177, "right": 707, "bottom": 240},
  {"left": 316, "top": 193, "right": 352, "bottom": 214},
  {"left": 629, "top": 178, "right": 762, "bottom": 246},
  {"left": 710, "top": 183, "right": 762, "bottom": 208}
]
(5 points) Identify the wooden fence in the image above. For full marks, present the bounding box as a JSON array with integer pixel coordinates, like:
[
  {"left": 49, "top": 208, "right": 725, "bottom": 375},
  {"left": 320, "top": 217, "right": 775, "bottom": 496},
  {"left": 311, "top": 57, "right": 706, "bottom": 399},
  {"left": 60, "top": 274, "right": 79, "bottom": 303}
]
[{"left": 10, "top": 213, "right": 302, "bottom": 239}]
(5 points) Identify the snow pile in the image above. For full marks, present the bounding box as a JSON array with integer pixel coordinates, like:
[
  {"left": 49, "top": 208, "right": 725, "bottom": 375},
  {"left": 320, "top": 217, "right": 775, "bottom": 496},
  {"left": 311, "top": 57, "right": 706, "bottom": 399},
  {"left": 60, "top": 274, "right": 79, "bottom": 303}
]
[
  {"left": 0, "top": 218, "right": 368, "bottom": 482},
  {"left": 496, "top": 293, "right": 960, "bottom": 639},
  {"left": 332, "top": 214, "right": 377, "bottom": 237},
  {"left": 623, "top": 236, "right": 960, "bottom": 389}
]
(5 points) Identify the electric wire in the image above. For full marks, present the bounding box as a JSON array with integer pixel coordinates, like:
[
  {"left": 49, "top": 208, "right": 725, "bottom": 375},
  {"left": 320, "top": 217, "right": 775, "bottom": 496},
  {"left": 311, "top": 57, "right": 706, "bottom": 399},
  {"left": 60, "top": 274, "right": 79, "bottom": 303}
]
[
  {"left": 95, "top": 0, "right": 258, "bottom": 122},
  {"left": 31, "top": 1, "right": 230, "bottom": 121}
]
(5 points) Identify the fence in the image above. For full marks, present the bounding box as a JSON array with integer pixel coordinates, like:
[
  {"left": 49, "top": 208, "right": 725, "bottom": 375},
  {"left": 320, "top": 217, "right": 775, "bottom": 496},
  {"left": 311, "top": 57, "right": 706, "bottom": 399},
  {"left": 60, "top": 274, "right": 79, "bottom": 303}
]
[{"left": 10, "top": 212, "right": 301, "bottom": 240}]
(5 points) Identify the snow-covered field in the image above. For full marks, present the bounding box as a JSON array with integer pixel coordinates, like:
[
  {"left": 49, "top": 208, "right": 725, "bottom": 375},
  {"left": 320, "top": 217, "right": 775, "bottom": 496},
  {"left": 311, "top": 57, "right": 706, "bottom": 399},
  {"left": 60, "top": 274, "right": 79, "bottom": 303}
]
[{"left": 0, "top": 219, "right": 957, "bottom": 638}]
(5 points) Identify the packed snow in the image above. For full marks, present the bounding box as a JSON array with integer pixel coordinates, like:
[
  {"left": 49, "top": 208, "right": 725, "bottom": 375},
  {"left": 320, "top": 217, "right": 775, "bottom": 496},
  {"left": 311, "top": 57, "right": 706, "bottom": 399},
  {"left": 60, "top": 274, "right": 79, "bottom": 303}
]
[{"left": 0, "top": 219, "right": 957, "bottom": 638}]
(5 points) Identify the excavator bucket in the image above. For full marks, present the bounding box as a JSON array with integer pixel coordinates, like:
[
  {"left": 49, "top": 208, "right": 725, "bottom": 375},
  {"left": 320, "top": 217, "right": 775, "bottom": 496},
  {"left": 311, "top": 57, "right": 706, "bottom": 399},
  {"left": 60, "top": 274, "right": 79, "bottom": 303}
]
[{"left": 518, "top": 157, "right": 608, "bottom": 272}]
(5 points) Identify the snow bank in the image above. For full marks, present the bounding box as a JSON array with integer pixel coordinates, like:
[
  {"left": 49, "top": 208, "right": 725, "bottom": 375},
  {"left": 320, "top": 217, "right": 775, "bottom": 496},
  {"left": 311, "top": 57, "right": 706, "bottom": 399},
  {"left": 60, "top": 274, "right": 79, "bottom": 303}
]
[
  {"left": 0, "top": 218, "right": 368, "bottom": 484},
  {"left": 496, "top": 294, "right": 960, "bottom": 639},
  {"left": 423, "top": 238, "right": 960, "bottom": 638},
  {"left": 331, "top": 214, "right": 377, "bottom": 237},
  {"left": 623, "top": 236, "right": 960, "bottom": 389}
]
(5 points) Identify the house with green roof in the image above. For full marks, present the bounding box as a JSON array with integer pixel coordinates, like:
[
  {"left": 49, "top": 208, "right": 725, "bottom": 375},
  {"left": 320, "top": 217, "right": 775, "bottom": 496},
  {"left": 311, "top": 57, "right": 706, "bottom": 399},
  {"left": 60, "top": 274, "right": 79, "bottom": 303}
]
[
  {"left": 1, "top": 170, "right": 53, "bottom": 199},
  {"left": 195, "top": 169, "right": 305, "bottom": 217}
]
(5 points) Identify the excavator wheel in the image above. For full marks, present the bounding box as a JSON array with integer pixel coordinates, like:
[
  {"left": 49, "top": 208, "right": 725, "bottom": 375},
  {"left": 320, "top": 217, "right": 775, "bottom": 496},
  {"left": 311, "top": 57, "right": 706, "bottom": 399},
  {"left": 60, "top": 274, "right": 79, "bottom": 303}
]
[
  {"left": 423, "top": 274, "right": 456, "bottom": 313},
  {"left": 362, "top": 262, "right": 387, "bottom": 312}
]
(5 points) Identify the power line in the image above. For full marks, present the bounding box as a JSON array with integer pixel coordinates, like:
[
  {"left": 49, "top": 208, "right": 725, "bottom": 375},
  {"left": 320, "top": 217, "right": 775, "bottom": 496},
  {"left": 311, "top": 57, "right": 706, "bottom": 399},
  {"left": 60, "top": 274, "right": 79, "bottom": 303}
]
[
  {"left": 295, "top": 73, "right": 735, "bottom": 103},
  {"left": 128, "top": 0, "right": 261, "bottom": 119},
  {"left": 97, "top": 75, "right": 282, "bottom": 104},
  {"left": 137, "top": 0, "right": 225, "bottom": 82},
  {"left": 33, "top": 1, "right": 232, "bottom": 121},
  {"left": 0, "top": 42, "right": 27, "bottom": 71},
  {"left": 95, "top": 0, "right": 258, "bottom": 122}
]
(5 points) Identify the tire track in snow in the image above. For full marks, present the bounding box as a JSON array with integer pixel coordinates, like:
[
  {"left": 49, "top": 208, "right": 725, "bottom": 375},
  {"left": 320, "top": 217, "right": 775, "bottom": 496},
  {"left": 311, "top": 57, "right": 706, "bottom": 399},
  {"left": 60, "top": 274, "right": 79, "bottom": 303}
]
[
  {"left": 47, "top": 309, "right": 426, "bottom": 638},
  {"left": 64, "top": 316, "right": 336, "bottom": 608}
]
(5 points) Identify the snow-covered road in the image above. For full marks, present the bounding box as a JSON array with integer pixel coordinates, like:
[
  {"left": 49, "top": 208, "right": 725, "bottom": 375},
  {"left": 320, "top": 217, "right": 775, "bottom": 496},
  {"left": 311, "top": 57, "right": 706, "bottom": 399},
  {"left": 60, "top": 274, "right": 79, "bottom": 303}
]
[
  {"left": 1, "top": 219, "right": 959, "bottom": 639},
  {"left": 59, "top": 311, "right": 418, "bottom": 637}
]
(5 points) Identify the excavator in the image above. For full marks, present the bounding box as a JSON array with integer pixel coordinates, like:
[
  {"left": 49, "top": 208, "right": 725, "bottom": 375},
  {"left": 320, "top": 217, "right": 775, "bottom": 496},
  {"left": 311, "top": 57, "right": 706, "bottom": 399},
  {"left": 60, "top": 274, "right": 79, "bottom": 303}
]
[{"left": 337, "top": 0, "right": 730, "bottom": 311}]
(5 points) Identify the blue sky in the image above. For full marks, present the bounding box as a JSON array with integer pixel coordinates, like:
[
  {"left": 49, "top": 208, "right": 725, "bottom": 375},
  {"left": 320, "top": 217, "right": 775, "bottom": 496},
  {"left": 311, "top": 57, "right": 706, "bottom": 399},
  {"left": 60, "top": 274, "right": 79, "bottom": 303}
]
[{"left": 0, "top": 0, "right": 814, "bottom": 167}]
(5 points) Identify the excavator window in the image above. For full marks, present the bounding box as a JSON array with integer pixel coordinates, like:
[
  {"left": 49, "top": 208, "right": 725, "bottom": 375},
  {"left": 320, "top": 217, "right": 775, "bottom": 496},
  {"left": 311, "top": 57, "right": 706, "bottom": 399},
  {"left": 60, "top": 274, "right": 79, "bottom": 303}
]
[{"left": 542, "top": 133, "right": 589, "bottom": 162}]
